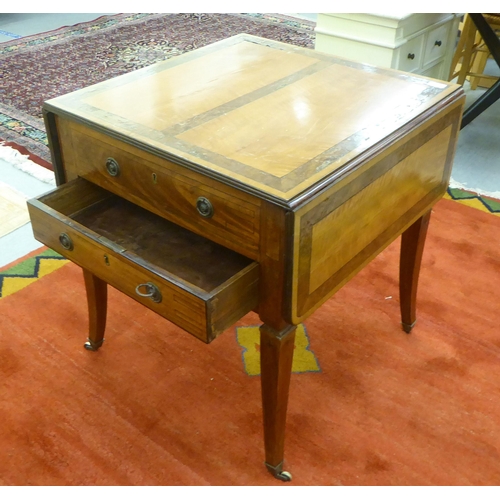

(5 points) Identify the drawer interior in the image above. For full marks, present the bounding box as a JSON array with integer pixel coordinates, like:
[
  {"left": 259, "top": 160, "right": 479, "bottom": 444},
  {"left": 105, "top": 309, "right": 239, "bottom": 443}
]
[
  {"left": 72, "top": 192, "right": 255, "bottom": 294},
  {"left": 38, "top": 178, "right": 255, "bottom": 295}
]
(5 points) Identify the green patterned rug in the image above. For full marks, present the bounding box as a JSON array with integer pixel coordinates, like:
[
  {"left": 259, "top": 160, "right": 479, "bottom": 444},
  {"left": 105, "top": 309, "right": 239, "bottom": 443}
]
[
  {"left": 0, "top": 248, "right": 67, "bottom": 299},
  {"left": 445, "top": 187, "right": 500, "bottom": 216}
]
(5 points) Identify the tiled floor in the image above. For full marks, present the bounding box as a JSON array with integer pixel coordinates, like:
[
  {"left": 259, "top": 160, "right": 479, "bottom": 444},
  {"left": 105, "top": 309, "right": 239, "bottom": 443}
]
[{"left": 0, "top": 13, "right": 499, "bottom": 269}]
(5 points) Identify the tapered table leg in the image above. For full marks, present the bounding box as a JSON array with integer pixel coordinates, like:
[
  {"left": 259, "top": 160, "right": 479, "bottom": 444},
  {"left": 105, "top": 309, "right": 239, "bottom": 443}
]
[
  {"left": 260, "top": 323, "right": 296, "bottom": 481},
  {"left": 82, "top": 268, "right": 107, "bottom": 350},
  {"left": 399, "top": 210, "right": 431, "bottom": 333}
]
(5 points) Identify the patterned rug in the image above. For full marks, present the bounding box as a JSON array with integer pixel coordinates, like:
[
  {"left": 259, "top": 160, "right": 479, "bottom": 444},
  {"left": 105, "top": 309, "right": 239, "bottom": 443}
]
[
  {"left": 0, "top": 13, "right": 314, "bottom": 167},
  {"left": 0, "top": 247, "right": 67, "bottom": 298}
]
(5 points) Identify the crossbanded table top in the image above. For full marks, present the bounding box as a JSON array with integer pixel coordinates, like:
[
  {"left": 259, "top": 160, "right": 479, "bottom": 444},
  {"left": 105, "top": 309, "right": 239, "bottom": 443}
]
[{"left": 44, "top": 34, "right": 462, "bottom": 204}]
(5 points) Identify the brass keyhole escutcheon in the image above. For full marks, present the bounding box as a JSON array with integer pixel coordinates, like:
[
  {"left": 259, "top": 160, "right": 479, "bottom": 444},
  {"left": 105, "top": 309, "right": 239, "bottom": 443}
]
[
  {"left": 152, "top": 172, "right": 158, "bottom": 184},
  {"left": 104, "top": 254, "right": 110, "bottom": 266}
]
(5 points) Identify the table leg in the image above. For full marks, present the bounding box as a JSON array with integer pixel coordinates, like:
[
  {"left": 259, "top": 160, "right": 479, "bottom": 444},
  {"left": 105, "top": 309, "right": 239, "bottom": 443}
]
[
  {"left": 260, "top": 323, "right": 296, "bottom": 481},
  {"left": 82, "top": 268, "right": 107, "bottom": 351},
  {"left": 399, "top": 210, "right": 431, "bottom": 333}
]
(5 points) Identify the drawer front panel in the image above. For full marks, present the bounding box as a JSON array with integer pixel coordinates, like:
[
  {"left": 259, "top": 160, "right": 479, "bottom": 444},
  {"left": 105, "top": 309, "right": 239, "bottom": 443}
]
[
  {"left": 397, "top": 35, "right": 423, "bottom": 73},
  {"left": 423, "top": 24, "right": 449, "bottom": 66},
  {"left": 29, "top": 206, "right": 209, "bottom": 340},
  {"left": 60, "top": 120, "right": 261, "bottom": 260},
  {"left": 420, "top": 61, "right": 444, "bottom": 79}
]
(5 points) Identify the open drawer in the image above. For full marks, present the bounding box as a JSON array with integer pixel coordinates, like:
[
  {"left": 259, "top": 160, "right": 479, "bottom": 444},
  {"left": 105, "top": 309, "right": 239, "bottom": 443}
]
[{"left": 27, "top": 178, "right": 259, "bottom": 343}]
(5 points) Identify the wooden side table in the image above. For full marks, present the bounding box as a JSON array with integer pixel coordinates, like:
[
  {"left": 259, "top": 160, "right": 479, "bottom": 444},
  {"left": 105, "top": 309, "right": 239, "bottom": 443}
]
[{"left": 27, "top": 34, "right": 464, "bottom": 481}]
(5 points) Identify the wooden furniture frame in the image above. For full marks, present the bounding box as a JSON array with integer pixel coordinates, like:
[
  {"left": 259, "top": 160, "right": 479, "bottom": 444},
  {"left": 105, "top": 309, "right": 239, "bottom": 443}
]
[{"left": 28, "top": 34, "right": 464, "bottom": 481}]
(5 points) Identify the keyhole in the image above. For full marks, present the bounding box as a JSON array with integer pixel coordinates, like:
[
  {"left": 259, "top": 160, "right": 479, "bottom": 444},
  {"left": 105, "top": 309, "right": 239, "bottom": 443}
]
[
  {"left": 104, "top": 254, "right": 110, "bottom": 266},
  {"left": 152, "top": 172, "right": 158, "bottom": 184}
]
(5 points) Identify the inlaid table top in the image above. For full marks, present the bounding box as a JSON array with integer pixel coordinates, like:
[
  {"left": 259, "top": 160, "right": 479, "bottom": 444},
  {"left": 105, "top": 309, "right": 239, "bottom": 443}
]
[{"left": 44, "top": 34, "right": 462, "bottom": 205}]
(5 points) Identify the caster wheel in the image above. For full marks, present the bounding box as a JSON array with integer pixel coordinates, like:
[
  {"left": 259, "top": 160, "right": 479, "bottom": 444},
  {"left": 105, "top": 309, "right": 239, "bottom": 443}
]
[
  {"left": 402, "top": 320, "right": 416, "bottom": 334},
  {"left": 265, "top": 462, "right": 292, "bottom": 482},
  {"left": 84, "top": 340, "right": 102, "bottom": 351},
  {"left": 276, "top": 471, "right": 292, "bottom": 482}
]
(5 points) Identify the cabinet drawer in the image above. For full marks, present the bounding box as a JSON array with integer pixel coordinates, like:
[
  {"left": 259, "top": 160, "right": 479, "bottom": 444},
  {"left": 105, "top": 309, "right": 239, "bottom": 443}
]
[
  {"left": 397, "top": 35, "right": 423, "bottom": 73},
  {"left": 27, "top": 178, "right": 259, "bottom": 343},
  {"left": 58, "top": 120, "right": 261, "bottom": 260},
  {"left": 423, "top": 23, "right": 449, "bottom": 66},
  {"left": 420, "top": 61, "right": 444, "bottom": 79}
]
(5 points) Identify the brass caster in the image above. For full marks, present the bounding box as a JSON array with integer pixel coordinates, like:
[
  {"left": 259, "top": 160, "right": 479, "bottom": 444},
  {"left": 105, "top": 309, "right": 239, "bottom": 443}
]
[
  {"left": 84, "top": 339, "right": 104, "bottom": 351},
  {"left": 276, "top": 471, "right": 292, "bottom": 482},
  {"left": 265, "top": 462, "right": 292, "bottom": 482},
  {"left": 402, "top": 320, "right": 416, "bottom": 334}
]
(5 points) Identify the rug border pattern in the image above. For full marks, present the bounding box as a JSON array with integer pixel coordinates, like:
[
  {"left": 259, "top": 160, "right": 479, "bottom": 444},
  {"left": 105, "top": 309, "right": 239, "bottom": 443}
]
[{"left": 445, "top": 187, "right": 500, "bottom": 216}]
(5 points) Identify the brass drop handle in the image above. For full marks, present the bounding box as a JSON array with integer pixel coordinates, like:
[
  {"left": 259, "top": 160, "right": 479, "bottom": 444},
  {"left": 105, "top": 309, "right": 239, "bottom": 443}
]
[
  {"left": 196, "top": 196, "right": 214, "bottom": 218},
  {"left": 135, "top": 282, "right": 162, "bottom": 303},
  {"left": 434, "top": 40, "right": 442, "bottom": 47},
  {"left": 105, "top": 157, "right": 120, "bottom": 177},
  {"left": 407, "top": 53, "right": 415, "bottom": 60},
  {"left": 59, "top": 232, "right": 74, "bottom": 251}
]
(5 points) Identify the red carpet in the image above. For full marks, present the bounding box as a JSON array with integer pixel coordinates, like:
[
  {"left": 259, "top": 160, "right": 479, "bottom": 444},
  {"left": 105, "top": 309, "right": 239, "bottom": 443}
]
[{"left": 0, "top": 198, "right": 499, "bottom": 485}]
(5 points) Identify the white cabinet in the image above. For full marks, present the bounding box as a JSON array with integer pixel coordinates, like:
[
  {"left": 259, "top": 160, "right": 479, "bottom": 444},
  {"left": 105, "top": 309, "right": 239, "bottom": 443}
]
[{"left": 315, "top": 13, "right": 461, "bottom": 80}]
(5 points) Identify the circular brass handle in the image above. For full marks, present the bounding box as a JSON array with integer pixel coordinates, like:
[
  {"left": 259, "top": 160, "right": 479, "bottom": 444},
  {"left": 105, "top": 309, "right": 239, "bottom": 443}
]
[
  {"left": 59, "top": 232, "right": 73, "bottom": 251},
  {"left": 196, "top": 196, "right": 214, "bottom": 218},
  {"left": 135, "top": 282, "right": 162, "bottom": 303},
  {"left": 105, "top": 157, "right": 120, "bottom": 177},
  {"left": 434, "top": 40, "right": 442, "bottom": 47},
  {"left": 407, "top": 53, "right": 415, "bottom": 60}
]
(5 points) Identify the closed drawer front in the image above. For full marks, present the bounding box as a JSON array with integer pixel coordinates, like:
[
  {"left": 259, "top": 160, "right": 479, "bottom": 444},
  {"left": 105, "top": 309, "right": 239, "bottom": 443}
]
[
  {"left": 27, "top": 178, "right": 259, "bottom": 343},
  {"left": 397, "top": 35, "right": 423, "bottom": 73},
  {"left": 420, "top": 61, "right": 444, "bottom": 79},
  {"left": 58, "top": 119, "right": 261, "bottom": 260},
  {"left": 423, "top": 23, "right": 449, "bottom": 66}
]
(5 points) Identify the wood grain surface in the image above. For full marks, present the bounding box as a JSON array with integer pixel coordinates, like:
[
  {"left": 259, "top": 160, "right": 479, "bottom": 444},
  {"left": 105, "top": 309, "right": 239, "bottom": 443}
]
[{"left": 290, "top": 100, "right": 463, "bottom": 323}]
